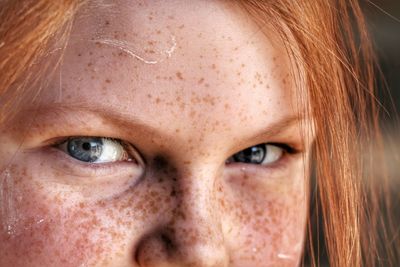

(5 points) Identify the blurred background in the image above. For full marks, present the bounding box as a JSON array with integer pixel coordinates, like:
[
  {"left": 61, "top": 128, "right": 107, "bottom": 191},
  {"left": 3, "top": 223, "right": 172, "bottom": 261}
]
[
  {"left": 361, "top": 1, "right": 399, "bottom": 265},
  {"left": 362, "top": 0, "right": 400, "bottom": 225}
]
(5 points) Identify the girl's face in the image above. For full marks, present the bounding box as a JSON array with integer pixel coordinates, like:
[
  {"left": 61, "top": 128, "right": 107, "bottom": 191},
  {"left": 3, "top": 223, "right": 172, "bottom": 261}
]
[{"left": 0, "top": 1, "right": 313, "bottom": 266}]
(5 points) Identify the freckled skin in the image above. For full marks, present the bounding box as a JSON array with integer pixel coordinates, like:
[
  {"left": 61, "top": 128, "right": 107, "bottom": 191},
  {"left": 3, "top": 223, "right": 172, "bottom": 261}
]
[{"left": 0, "top": 0, "right": 313, "bottom": 267}]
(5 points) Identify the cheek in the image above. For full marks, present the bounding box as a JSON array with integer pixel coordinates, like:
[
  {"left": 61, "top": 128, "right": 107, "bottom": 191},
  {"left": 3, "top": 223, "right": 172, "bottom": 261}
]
[
  {"left": 222, "top": 169, "right": 307, "bottom": 266},
  {"left": 0, "top": 160, "right": 180, "bottom": 267},
  {"left": 0, "top": 163, "right": 173, "bottom": 267},
  {"left": 0, "top": 166, "right": 95, "bottom": 266}
]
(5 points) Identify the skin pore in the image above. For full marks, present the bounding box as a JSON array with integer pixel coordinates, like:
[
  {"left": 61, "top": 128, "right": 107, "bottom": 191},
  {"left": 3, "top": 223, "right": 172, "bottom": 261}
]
[{"left": 0, "top": 0, "right": 314, "bottom": 266}]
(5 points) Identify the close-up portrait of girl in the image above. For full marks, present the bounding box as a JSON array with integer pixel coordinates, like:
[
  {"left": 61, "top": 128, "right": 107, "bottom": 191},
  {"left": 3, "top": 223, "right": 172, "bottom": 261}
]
[{"left": 0, "top": 0, "right": 398, "bottom": 267}]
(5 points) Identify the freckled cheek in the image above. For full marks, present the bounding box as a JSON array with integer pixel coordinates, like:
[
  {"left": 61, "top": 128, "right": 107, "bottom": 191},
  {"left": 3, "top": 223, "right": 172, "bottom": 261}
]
[
  {"left": 222, "top": 173, "right": 307, "bottom": 265},
  {"left": 0, "top": 167, "right": 176, "bottom": 266},
  {"left": 0, "top": 173, "right": 91, "bottom": 266}
]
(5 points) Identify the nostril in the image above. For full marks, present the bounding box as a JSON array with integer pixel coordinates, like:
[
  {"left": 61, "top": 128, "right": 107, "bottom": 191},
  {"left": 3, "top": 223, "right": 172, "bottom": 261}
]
[
  {"left": 160, "top": 233, "right": 175, "bottom": 252},
  {"left": 134, "top": 231, "right": 175, "bottom": 266}
]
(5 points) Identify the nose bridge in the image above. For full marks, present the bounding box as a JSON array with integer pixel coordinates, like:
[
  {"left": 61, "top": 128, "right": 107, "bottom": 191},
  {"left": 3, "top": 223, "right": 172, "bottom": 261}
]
[
  {"left": 135, "top": 163, "right": 229, "bottom": 267},
  {"left": 168, "top": 165, "right": 228, "bottom": 266}
]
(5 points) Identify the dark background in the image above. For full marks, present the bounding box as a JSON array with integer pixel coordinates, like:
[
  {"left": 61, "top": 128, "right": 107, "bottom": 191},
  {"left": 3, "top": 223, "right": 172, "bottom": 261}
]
[
  {"left": 361, "top": 1, "right": 399, "bottom": 265},
  {"left": 363, "top": 0, "right": 400, "bottom": 218},
  {"left": 366, "top": 0, "right": 400, "bottom": 104},
  {"left": 364, "top": 0, "right": 400, "bottom": 120}
]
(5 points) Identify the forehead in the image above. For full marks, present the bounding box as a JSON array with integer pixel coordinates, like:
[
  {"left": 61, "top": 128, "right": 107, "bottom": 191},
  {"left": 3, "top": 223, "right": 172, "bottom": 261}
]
[{"left": 43, "top": 0, "right": 298, "bottom": 144}]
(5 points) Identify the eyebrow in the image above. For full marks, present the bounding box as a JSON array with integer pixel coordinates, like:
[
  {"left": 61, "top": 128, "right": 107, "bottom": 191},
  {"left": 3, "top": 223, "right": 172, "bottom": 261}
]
[
  {"left": 25, "top": 103, "right": 304, "bottom": 141},
  {"left": 27, "top": 103, "right": 158, "bottom": 135},
  {"left": 248, "top": 114, "right": 304, "bottom": 146}
]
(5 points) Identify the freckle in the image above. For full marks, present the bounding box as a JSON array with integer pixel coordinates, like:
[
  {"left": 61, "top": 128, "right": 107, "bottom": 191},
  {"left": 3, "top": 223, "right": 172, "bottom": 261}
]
[
  {"left": 176, "top": 72, "right": 184, "bottom": 80},
  {"left": 155, "top": 97, "right": 161, "bottom": 104},
  {"left": 148, "top": 15, "right": 153, "bottom": 20},
  {"left": 170, "top": 189, "right": 176, "bottom": 197},
  {"left": 105, "top": 20, "right": 110, "bottom": 26},
  {"left": 156, "top": 30, "right": 162, "bottom": 34},
  {"left": 197, "top": 77, "right": 204, "bottom": 84},
  {"left": 89, "top": 51, "right": 93, "bottom": 55},
  {"left": 105, "top": 79, "right": 111, "bottom": 83},
  {"left": 147, "top": 94, "right": 152, "bottom": 98},
  {"left": 168, "top": 15, "right": 175, "bottom": 20},
  {"left": 87, "top": 62, "right": 93, "bottom": 67},
  {"left": 178, "top": 24, "right": 185, "bottom": 29},
  {"left": 211, "top": 64, "right": 216, "bottom": 70},
  {"left": 77, "top": 53, "right": 82, "bottom": 57}
]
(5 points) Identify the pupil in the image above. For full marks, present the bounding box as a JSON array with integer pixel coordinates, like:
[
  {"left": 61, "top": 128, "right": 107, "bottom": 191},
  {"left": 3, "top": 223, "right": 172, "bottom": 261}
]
[{"left": 82, "top": 142, "right": 91, "bottom": 151}]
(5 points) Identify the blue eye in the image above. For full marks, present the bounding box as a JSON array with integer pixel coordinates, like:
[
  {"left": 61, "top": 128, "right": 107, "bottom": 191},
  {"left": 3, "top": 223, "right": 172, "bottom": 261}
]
[
  {"left": 58, "top": 137, "right": 130, "bottom": 163},
  {"left": 227, "top": 144, "right": 285, "bottom": 165},
  {"left": 67, "top": 137, "right": 103, "bottom": 162}
]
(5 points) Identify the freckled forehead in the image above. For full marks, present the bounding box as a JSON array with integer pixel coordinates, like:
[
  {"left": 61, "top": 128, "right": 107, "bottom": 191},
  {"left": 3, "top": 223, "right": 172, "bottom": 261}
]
[
  {"left": 71, "top": 0, "right": 287, "bottom": 66},
  {"left": 54, "top": 0, "right": 298, "bottom": 142},
  {"left": 77, "top": 0, "right": 255, "bottom": 37}
]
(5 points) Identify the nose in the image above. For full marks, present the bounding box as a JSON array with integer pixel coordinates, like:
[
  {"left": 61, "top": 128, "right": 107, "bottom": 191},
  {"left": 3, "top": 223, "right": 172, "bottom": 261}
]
[{"left": 135, "top": 166, "right": 229, "bottom": 267}]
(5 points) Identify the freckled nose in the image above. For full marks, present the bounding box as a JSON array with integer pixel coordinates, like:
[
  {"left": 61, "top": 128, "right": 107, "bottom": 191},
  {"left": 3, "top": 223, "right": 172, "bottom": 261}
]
[{"left": 135, "top": 168, "right": 229, "bottom": 267}]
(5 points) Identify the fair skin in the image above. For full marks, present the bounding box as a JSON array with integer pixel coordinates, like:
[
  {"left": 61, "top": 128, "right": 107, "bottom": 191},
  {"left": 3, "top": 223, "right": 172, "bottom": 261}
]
[{"left": 0, "top": 1, "right": 313, "bottom": 266}]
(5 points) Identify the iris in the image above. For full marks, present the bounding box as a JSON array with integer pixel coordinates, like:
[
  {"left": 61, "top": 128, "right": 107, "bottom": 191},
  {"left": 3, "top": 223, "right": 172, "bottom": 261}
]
[{"left": 67, "top": 137, "right": 103, "bottom": 162}]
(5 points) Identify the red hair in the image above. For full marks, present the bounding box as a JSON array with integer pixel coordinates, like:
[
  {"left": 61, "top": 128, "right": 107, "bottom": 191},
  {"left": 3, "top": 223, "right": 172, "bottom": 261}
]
[{"left": 0, "top": 0, "right": 396, "bottom": 266}]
